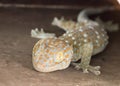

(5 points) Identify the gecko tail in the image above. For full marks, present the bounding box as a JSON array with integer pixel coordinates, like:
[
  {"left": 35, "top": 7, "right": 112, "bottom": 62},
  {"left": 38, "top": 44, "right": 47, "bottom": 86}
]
[
  {"left": 95, "top": 17, "right": 119, "bottom": 32},
  {"left": 31, "top": 28, "right": 56, "bottom": 39},
  {"left": 78, "top": 7, "right": 119, "bottom": 32},
  {"left": 77, "top": 7, "right": 114, "bottom": 22}
]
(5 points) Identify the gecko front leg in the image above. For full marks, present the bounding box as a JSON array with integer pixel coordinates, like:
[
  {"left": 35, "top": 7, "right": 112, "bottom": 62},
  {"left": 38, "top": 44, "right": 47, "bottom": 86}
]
[{"left": 72, "top": 42, "right": 101, "bottom": 75}]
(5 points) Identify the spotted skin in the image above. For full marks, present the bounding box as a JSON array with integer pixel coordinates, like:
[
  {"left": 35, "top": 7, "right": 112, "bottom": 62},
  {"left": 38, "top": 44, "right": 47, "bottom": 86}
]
[
  {"left": 52, "top": 16, "right": 109, "bottom": 75},
  {"left": 59, "top": 25, "right": 108, "bottom": 59},
  {"left": 32, "top": 8, "right": 118, "bottom": 75},
  {"left": 32, "top": 38, "right": 73, "bottom": 72},
  {"left": 33, "top": 18, "right": 108, "bottom": 75}
]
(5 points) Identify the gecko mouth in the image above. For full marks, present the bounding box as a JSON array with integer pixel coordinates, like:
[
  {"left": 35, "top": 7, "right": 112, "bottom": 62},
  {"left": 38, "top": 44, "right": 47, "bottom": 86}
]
[{"left": 37, "top": 59, "right": 71, "bottom": 73}]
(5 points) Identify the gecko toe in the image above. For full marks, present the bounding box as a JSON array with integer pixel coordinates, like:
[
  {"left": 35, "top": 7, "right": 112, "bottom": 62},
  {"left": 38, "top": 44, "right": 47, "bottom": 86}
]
[
  {"left": 72, "top": 63, "right": 81, "bottom": 70},
  {"left": 88, "top": 66, "right": 101, "bottom": 75},
  {"left": 89, "top": 65, "right": 101, "bottom": 71},
  {"left": 83, "top": 69, "right": 89, "bottom": 73},
  {"left": 72, "top": 63, "right": 101, "bottom": 75}
]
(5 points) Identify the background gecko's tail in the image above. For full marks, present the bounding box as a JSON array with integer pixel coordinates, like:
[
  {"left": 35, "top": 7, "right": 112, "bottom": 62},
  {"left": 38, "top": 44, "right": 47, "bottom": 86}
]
[
  {"left": 77, "top": 7, "right": 114, "bottom": 22},
  {"left": 95, "top": 17, "right": 119, "bottom": 32},
  {"left": 78, "top": 7, "right": 119, "bottom": 32}
]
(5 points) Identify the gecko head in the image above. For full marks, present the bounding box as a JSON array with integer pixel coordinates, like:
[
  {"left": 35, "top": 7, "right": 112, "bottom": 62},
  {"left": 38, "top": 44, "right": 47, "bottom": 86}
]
[
  {"left": 32, "top": 38, "right": 73, "bottom": 72},
  {"left": 46, "top": 38, "right": 73, "bottom": 64}
]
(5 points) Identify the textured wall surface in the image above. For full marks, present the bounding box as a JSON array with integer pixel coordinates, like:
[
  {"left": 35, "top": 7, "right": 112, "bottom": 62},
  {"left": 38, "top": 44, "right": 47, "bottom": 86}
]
[{"left": 0, "top": 0, "right": 118, "bottom": 6}]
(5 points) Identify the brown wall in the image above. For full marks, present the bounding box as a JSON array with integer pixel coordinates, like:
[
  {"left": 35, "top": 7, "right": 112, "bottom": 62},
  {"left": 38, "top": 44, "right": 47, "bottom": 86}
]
[
  {"left": 0, "top": 0, "right": 119, "bottom": 9},
  {"left": 0, "top": 0, "right": 115, "bottom": 6}
]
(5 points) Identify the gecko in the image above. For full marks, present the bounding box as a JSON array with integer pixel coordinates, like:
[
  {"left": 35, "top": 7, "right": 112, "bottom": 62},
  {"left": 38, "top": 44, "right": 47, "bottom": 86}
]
[{"left": 32, "top": 8, "right": 119, "bottom": 75}]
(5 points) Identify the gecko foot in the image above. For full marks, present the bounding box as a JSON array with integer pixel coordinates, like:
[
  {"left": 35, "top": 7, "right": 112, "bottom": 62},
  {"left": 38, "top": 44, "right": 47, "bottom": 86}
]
[{"left": 72, "top": 63, "right": 101, "bottom": 75}]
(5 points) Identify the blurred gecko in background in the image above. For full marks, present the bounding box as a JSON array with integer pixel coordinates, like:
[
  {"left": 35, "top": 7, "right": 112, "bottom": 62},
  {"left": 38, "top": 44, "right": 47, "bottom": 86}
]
[{"left": 31, "top": 7, "right": 119, "bottom": 75}]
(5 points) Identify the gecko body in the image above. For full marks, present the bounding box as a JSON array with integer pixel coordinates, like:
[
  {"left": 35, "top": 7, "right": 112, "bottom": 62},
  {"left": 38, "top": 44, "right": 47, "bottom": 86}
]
[
  {"left": 32, "top": 8, "right": 119, "bottom": 75},
  {"left": 59, "top": 25, "right": 108, "bottom": 62},
  {"left": 52, "top": 19, "right": 108, "bottom": 75}
]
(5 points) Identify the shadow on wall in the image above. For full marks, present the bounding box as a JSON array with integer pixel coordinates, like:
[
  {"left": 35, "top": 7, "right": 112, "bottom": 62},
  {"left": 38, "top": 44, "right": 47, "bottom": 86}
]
[{"left": 0, "top": 0, "right": 118, "bottom": 6}]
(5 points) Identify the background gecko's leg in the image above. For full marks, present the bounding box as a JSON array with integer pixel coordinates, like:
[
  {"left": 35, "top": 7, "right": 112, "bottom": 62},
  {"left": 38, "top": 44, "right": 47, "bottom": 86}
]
[
  {"left": 52, "top": 17, "right": 76, "bottom": 31},
  {"left": 52, "top": 17, "right": 67, "bottom": 31},
  {"left": 31, "top": 28, "right": 56, "bottom": 39},
  {"left": 72, "top": 42, "right": 101, "bottom": 75}
]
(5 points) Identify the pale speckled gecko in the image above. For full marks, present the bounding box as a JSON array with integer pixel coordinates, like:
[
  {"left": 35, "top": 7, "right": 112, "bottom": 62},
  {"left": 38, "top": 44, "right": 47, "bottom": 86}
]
[{"left": 32, "top": 8, "right": 119, "bottom": 75}]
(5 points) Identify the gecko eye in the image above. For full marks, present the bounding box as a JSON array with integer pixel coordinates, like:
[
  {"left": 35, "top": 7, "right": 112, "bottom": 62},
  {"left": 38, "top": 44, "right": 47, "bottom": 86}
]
[{"left": 55, "top": 51, "right": 64, "bottom": 63}]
